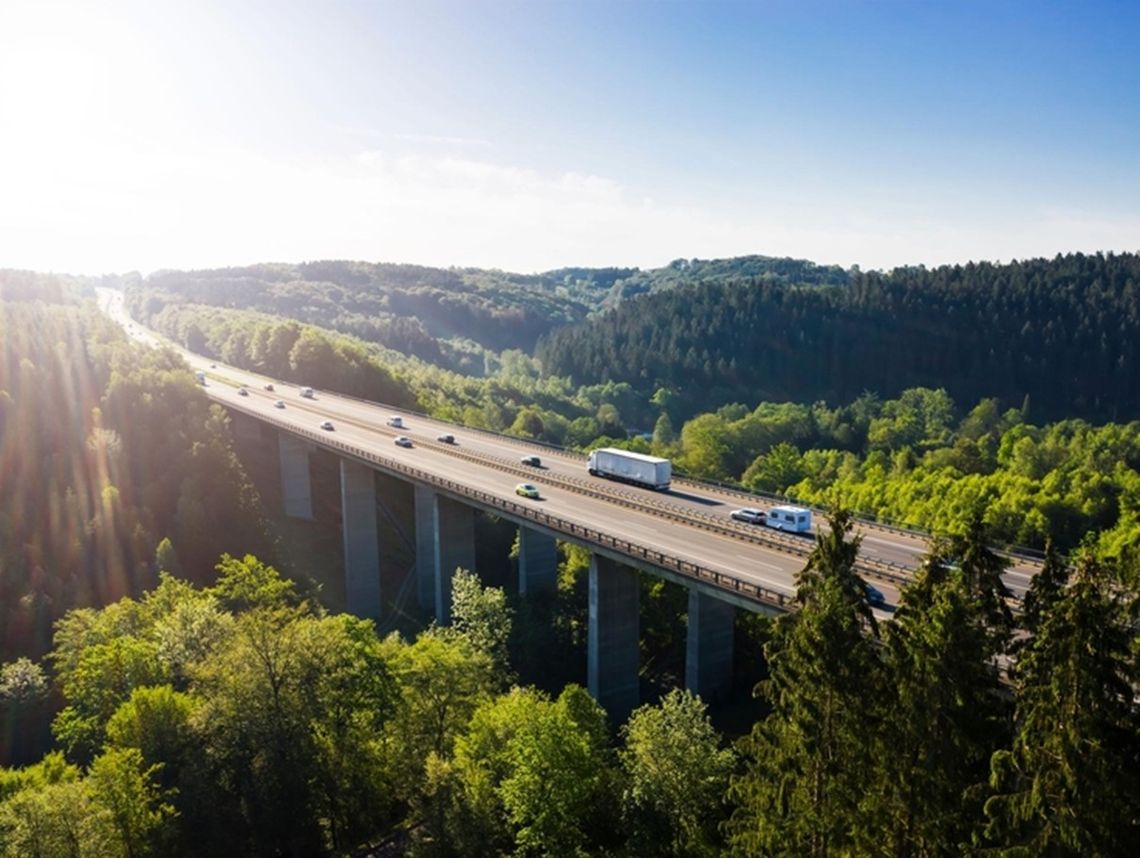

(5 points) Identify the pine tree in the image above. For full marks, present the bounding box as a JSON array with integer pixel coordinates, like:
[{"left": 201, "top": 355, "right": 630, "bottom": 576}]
[
  {"left": 726, "top": 510, "right": 881, "bottom": 856},
  {"left": 983, "top": 553, "right": 1140, "bottom": 855},
  {"left": 861, "top": 557, "right": 1007, "bottom": 856}
]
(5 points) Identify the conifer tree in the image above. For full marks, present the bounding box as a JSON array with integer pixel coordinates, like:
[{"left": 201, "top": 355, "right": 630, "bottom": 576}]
[
  {"left": 726, "top": 510, "right": 881, "bottom": 856},
  {"left": 861, "top": 555, "right": 1006, "bottom": 856},
  {"left": 983, "top": 553, "right": 1140, "bottom": 855}
]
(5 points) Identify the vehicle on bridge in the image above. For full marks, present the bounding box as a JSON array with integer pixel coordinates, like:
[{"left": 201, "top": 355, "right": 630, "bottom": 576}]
[
  {"left": 394, "top": 436, "right": 413, "bottom": 448},
  {"left": 320, "top": 421, "right": 334, "bottom": 431},
  {"left": 521, "top": 455, "right": 541, "bottom": 467},
  {"left": 515, "top": 482, "right": 540, "bottom": 499},
  {"left": 437, "top": 433, "right": 455, "bottom": 444},
  {"left": 274, "top": 400, "right": 285, "bottom": 409},
  {"left": 731, "top": 507, "right": 767, "bottom": 524},
  {"left": 194, "top": 370, "right": 206, "bottom": 384},
  {"left": 765, "top": 505, "right": 812, "bottom": 533},
  {"left": 264, "top": 383, "right": 274, "bottom": 391},
  {"left": 587, "top": 447, "right": 672, "bottom": 491},
  {"left": 300, "top": 386, "right": 314, "bottom": 398},
  {"left": 387, "top": 416, "right": 404, "bottom": 428},
  {"left": 863, "top": 580, "right": 886, "bottom": 607}
]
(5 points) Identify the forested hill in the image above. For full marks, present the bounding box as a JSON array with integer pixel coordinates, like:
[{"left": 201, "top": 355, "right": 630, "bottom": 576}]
[
  {"left": 127, "top": 255, "right": 843, "bottom": 373},
  {"left": 537, "top": 252, "right": 1140, "bottom": 423}
]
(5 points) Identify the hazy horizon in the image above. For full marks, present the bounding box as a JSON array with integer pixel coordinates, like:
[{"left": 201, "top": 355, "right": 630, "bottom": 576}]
[{"left": 2, "top": 0, "right": 1138, "bottom": 276}]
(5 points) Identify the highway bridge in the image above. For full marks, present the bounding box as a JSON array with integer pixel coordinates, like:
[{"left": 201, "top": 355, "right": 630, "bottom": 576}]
[{"left": 99, "top": 289, "right": 1041, "bottom": 719}]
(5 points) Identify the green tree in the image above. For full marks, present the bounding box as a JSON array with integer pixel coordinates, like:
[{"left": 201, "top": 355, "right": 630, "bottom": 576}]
[
  {"left": 620, "top": 688, "right": 734, "bottom": 856},
  {"left": 983, "top": 554, "right": 1140, "bottom": 855},
  {"left": 727, "top": 511, "right": 881, "bottom": 856},
  {"left": 449, "top": 569, "right": 514, "bottom": 685},
  {"left": 88, "top": 747, "right": 177, "bottom": 858},
  {"left": 861, "top": 560, "right": 1006, "bottom": 855}
]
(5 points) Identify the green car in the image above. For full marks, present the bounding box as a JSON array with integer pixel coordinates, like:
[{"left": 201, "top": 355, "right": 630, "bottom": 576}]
[{"left": 515, "top": 483, "right": 540, "bottom": 499}]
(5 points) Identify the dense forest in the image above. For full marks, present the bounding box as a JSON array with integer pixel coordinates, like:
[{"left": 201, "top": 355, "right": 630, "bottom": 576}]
[
  {"left": 538, "top": 252, "right": 1140, "bottom": 422},
  {"left": 0, "top": 294, "right": 272, "bottom": 667},
  {"left": 3, "top": 258, "right": 1139, "bottom": 854},
  {"left": 2, "top": 515, "right": 1137, "bottom": 856}
]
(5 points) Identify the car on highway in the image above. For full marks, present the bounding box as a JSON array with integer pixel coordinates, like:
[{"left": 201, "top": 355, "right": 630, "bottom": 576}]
[
  {"left": 863, "top": 581, "right": 886, "bottom": 608},
  {"left": 387, "top": 416, "right": 404, "bottom": 428},
  {"left": 210, "top": 363, "right": 216, "bottom": 368},
  {"left": 520, "top": 455, "right": 541, "bottom": 467},
  {"left": 437, "top": 433, "right": 455, "bottom": 444},
  {"left": 515, "top": 482, "right": 540, "bottom": 499},
  {"left": 264, "top": 383, "right": 274, "bottom": 392},
  {"left": 238, "top": 387, "right": 249, "bottom": 396},
  {"left": 394, "top": 436, "right": 413, "bottom": 448},
  {"left": 274, "top": 400, "right": 285, "bottom": 408},
  {"left": 320, "top": 421, "right": 334, "bottom": 431},
  {"left": 731, "top": 507, "right": 767, "bottom": 524}
]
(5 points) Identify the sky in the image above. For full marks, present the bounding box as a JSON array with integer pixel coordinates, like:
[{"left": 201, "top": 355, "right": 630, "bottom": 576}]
[{"left": 1, "top": 0, "right": 1138, "bottom": 275}]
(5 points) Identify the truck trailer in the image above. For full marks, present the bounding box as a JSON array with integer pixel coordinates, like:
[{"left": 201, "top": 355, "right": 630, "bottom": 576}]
[{"left": 587, "top": 447, "right": 672, "bottom": 491}]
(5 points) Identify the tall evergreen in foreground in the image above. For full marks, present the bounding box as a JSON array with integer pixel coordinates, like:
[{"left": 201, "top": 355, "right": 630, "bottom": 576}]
[
  {"left": 983, "top": 553, "right": 1140, "bottom": 855},
  {"left": 726, "top": 511, "right": 882, "bottom": 856},
  {"left": 860, "top": 552, "right": 1007, "bottom": 856}
]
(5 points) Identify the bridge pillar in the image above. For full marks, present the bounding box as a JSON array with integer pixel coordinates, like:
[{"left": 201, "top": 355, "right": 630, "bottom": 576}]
[
  {"left": 278, "top": 432, "right": 312, "bottom": 519},
  {"left": 414, "top": 484, "right": 436, "bottom": 611},
  {"left": 518, "top": 527, "right": 558, "bottom": 596},
  {"left": 340, "top": 460, "right": 381, "bottom": 621},
  {"left": 685, "top": 590, "right": 735, "bottom": 701},
  {"left": 434, "top": 496, "right": 476, "bottom": 625},
  {"left": 588, "top": 555, "right": 640, "bottom": 723}
]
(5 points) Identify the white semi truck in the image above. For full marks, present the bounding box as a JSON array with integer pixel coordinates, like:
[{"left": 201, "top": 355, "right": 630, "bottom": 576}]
[{"left": 587, "top": 447, "right": 672, "bottom": 491}]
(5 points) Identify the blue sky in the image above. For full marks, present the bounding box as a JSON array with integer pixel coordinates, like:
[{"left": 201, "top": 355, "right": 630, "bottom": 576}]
[{"left": 1, "top": 0, "right": 1137, "bottom": 273}]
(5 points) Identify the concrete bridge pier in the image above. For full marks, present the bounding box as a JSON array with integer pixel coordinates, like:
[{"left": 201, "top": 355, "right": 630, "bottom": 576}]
[
  {"left": 340, "top": 460, "right": 381, "bottom": 620},
  {"left": 414, "top": 485, "right": 477, "bottom": 624},
  {"left": 518, "top": 527, "right": 559, "bottom": 596},
  {"left": 278, "top": 432, "right": 312, "bottom": 519},
  {"left": 588, "top": 555, "right": 640, "bottom": 724},
  {"left": 685, "top": 589, "right": 735, "bottom": 701}
]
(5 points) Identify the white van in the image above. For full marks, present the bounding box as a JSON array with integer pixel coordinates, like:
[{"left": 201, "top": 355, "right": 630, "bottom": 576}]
[
  {"left": 765, "top": 505, "right": 812, "bottom": 533},
  {"left": 300, "top": 387, "right": 314, "bottom": 398},
  {"left": 387, "top": 415, "right": 404, "bottom": 428}
]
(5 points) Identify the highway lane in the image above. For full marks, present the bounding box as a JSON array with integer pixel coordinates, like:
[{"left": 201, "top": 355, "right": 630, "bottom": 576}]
[{"left": 95, "top": 288, "right": 1023, "bottom": 610}]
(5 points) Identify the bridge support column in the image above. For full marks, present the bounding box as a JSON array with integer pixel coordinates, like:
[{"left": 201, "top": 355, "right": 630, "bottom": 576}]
[
  {"left": 685, "top": 590, "right": 735, "bottom": 701},
  {"left": 414, "top": 485, "right": 436, "bottom": 611},
  {"left": 340, "top": 460, "right": 381, "bottom": 621},
  {"left": 278, "top": 432, "right": 312, "bottom": 519},
  {"left": 518, "top": 527, "right": 558, "bottom": 596},
  {"left": 434, "top": 496, "right": 476, "bottom": 625},
  {"left": 588, "top": 555, "right": 640, "bottom": 723}
]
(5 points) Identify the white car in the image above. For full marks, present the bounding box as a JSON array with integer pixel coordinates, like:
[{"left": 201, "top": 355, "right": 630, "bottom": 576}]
[
  {"left": 731, "top": 508, "right": 767, "bottom": 524},
  {"left": 274, "top": 400, "right": 286, "bottom": 409},
  {"left": 387, "top": 416, "right": 404, "bottom": 428},
  {"left": 320, "top": 421, "right": 334, "bottom": 431},
  {"left": 394, "top": 436, "right": 413, "bottom": 448}
]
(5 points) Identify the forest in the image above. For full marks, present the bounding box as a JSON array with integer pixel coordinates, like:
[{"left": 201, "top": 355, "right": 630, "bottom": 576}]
[{"left": 2, "top": 261, "right": 1139, "bottom": 855}]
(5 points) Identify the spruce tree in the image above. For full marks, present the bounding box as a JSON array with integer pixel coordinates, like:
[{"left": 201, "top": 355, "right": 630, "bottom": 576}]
[
  {"left": 983, "top": 553, "right": 1140, "bottom": 855},
  {"left": 861, "top": 556, "right": 1007, "bottom": 856},
  {"left": 726, "top": 510, "right": 881, "bottom": 856}
]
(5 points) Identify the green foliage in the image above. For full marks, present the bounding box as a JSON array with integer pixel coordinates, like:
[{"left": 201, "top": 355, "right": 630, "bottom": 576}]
[
  {"left": 449, "top": 569, "right": 514, "bottom": 684},
  {"left": 983, "top": 554, "right": 1140, "bottom": 855},
  {"left": 620, "top": 688, "right": 734, "bottom": 856}
]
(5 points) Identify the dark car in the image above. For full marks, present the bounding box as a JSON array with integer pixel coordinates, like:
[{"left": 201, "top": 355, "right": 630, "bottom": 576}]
[
  {"left": 437, "top": 433, "right": 456, "bottom": 444},
  {"left": 320, "top": 421, "right": 334, "bottom": 431},
  {"left": 520, "top": 455, "right": 541, "bottom": 467},
  {"left": 863, "top": 581, "right": 886, "bottom": 608},
  {"left": 264, "top": 383, "right": 274, "bottom": 392}
]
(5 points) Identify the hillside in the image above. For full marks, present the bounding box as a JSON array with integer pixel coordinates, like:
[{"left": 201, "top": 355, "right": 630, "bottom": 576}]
[{"left": 537, "top": 252, "right": 1140, "bottom": 423}]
